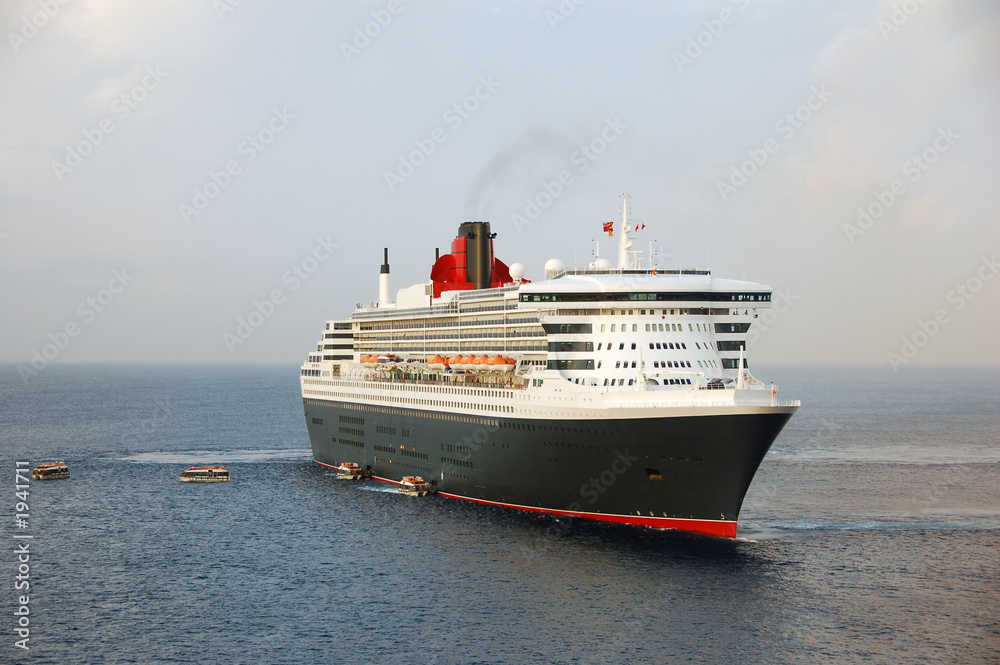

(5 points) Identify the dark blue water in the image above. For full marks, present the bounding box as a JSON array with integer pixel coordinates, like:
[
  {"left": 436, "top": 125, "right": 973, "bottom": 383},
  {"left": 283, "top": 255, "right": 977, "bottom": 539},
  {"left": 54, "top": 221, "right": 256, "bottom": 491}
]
[{"left": 2, "top": 364, "right": 998, "bottom": 664}]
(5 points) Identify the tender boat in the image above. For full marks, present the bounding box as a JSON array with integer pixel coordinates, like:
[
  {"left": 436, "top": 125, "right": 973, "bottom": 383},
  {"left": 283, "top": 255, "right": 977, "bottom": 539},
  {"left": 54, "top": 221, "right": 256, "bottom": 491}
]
[
  {"left": 398, "top": 476, "right": 432, "bottom": 496},
  {"left": 32, "top": 462, "right": 69, "bottom": 480},
  {"left": 335, "top": 462, "right": 371, "bottom": 480},
  {"left": 179, "top": 465, "right": 230, "bottom": 482}
]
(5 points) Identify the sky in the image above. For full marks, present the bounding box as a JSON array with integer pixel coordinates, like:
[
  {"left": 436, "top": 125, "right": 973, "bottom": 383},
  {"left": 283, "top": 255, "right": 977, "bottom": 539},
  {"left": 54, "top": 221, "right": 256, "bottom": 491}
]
[{"left": 1, "top": 0, "right": 998, "bottom": 372}]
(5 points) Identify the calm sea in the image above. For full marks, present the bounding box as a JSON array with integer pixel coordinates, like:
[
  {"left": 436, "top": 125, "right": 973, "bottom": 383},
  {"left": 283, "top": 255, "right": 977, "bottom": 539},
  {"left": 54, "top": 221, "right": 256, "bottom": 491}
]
[{"left": 1, "top": 364, "right": 998, "bottom": 664}]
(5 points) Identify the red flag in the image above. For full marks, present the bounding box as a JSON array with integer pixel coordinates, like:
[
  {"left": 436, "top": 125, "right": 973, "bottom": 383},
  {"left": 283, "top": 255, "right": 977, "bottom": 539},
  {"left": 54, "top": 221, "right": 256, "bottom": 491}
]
[{"left": 603, "top": 221, "right": 613, "bottom": 236}]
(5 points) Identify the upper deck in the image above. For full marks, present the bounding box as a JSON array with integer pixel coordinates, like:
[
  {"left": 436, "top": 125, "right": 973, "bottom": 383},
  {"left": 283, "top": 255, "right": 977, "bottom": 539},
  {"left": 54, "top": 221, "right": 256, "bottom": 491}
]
[{"left": 301, "top": 199, "right": 795, "bottom": 410}]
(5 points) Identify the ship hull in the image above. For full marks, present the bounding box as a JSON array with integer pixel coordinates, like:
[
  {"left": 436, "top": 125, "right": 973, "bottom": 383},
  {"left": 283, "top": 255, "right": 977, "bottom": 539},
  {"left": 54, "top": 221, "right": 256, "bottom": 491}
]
[{"left": 303, "top": 398, "right": 792, "bottom": 538}]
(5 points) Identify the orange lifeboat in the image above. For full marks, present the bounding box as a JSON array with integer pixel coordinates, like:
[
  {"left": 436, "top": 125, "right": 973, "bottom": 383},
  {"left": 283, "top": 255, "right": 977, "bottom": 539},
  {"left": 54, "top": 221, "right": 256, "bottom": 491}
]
[
  {"left": 500, "top": 356, "right": 516, "bottom": 373},
  {"left": 428, "top": 355, "right": 446, "bottom": 371},
  {"left": 472, "top": 355, "right": 489, "bottom": 370}
]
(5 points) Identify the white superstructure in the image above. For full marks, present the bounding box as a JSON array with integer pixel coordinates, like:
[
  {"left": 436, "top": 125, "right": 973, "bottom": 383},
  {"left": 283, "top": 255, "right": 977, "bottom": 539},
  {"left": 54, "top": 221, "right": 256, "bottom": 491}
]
[{"left": 301, "top": 199, "right": 798, "bottom": 418}]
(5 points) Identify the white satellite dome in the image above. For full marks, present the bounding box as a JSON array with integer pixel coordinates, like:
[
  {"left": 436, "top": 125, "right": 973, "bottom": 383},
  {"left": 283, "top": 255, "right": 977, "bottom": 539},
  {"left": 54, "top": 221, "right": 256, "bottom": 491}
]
[
  {"left": 544, "top": 258, "right": 566, "bottom": 280},
  {"left": 508, "top": 262, "right": 525, "bottom": 282},
  {"left": 595, "top": 258, "right": 612, "bottom": 270}
]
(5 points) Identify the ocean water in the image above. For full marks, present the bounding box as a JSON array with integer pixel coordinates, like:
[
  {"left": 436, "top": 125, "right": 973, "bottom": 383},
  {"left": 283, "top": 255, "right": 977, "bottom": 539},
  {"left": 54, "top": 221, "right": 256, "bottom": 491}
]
[{"left": 1, "top": 363, "right": 998, "bottom": 664}]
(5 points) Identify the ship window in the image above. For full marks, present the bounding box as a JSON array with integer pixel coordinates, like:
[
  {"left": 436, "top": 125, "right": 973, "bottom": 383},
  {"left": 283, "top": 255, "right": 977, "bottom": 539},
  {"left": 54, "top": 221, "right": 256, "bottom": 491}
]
[
  {"left": 611, "top": 324, "right": 616, "bottom": 332},
  {"left": 542, "top": 323, "right": 593, "bottom": 334},
  {"left": 631, "top": 361, "right": 636, "bottom": 368},
  {"left": 601, "top": 324, "right": 606, "bottom": 332},
  {"left": 641, "top": 310, "right": 645, "bottom": 315},
  {"left": 615, "top": 361, "right": 621, "bottom": 368},
  {"left": 618, "top": 379, "right": 624, "bottom": 385},
  {"left": 547, "top": 359, "right": 595, "bottom": 370},
  {"left": 628, "top": 379, "right": 634, "bottom": 386},
  {"left": 597, "top": 343, "right": 602, "bottom": 350},
  {"left": 632, "top": 324, "right": 637, "bottom": 332},
  {"left": 655, "top": 343, "right": 661, "bottom": 349},
  {"left": 597, "top": 361, "right": 602, "bottom": 369},
  {"left": 619, "top": 343, "right": 624, "bottom": 350},
  {"left": 603, "top": 379, "right": 609, "bottom": 386},
  {"left": 548, "top": 341, "right": 594, "bottom": 352},
  {"left": 645, "top": 324, "right": 650, "bottom": 331}
]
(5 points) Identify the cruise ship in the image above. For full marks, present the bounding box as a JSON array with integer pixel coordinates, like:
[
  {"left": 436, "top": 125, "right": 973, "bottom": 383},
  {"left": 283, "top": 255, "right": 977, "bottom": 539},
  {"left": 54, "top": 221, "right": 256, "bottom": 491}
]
[{"left": 300, "top": 199, "right": 799, "bottom": 538}]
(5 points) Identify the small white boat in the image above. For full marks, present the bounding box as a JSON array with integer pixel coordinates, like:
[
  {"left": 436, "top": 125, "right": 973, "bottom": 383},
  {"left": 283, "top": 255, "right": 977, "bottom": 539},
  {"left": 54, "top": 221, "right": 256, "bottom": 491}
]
[
  {"left": 179, "top": 465, "right": 230, "bottom": 482},
  {"left": 335, "top": 462, "right": 370, "bottom": 480},
  {"left": 398, "top": 475, "right": 432, "bottom": 496},
  {"left": 32, "top": 462, "right": 69, "bottom": 480}
]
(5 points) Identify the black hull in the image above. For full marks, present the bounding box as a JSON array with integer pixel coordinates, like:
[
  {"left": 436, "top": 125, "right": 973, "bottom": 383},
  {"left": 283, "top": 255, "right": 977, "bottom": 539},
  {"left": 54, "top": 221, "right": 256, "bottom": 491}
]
[{"left": 303, "top": 399, "right": 793, "bottom": 537}]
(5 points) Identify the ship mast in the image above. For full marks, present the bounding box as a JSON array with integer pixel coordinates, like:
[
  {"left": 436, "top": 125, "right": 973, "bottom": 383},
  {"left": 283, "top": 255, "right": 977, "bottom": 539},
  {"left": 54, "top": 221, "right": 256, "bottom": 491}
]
[{"left": 617, "top": 194, "right": 633, "bottom": 270}]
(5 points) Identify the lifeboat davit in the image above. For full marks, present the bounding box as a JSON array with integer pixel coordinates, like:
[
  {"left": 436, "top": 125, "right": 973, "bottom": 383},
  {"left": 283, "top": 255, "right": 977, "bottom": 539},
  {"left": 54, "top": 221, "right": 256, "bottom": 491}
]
[{"left": 428, "top": 355, "right": 446, "bottom": 371}]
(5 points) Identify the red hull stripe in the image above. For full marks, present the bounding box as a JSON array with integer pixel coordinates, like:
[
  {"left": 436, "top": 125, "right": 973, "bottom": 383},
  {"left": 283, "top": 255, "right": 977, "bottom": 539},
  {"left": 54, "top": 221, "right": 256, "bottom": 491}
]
[
  {"left": 434, "top": 491, "right": 737, "bottom": 538},
  {"left": 314, "top": 462, "right": 737, "bottom": 538}
]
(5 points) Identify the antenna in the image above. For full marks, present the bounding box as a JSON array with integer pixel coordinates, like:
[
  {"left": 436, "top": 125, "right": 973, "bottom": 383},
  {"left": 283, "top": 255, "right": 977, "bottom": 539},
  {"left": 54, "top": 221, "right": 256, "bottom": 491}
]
[{"left": 617, "top": 194, "right": 633, "bottom": 270}]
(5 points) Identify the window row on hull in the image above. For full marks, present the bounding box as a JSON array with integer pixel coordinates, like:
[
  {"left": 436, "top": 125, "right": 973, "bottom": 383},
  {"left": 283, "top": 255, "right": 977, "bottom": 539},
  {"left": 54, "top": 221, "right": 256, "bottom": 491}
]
[{"left": 521, "top": 291, "right": 771, "bottom": 303}]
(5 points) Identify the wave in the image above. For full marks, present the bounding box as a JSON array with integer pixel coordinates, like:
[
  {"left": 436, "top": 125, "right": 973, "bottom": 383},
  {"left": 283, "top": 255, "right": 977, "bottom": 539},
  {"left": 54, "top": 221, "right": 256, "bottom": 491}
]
[
  {"left": 742, "top": 518, "right": 1000, "bottom": 533},
  {"left": 767, "top": 444, "right": 1000, "bottom": 465},
  {"left": 352, "top": 482, "right": 399, "bottom": 494},
  {"left": 119, "top": 448, "right": 313, "bottom": 464}
]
